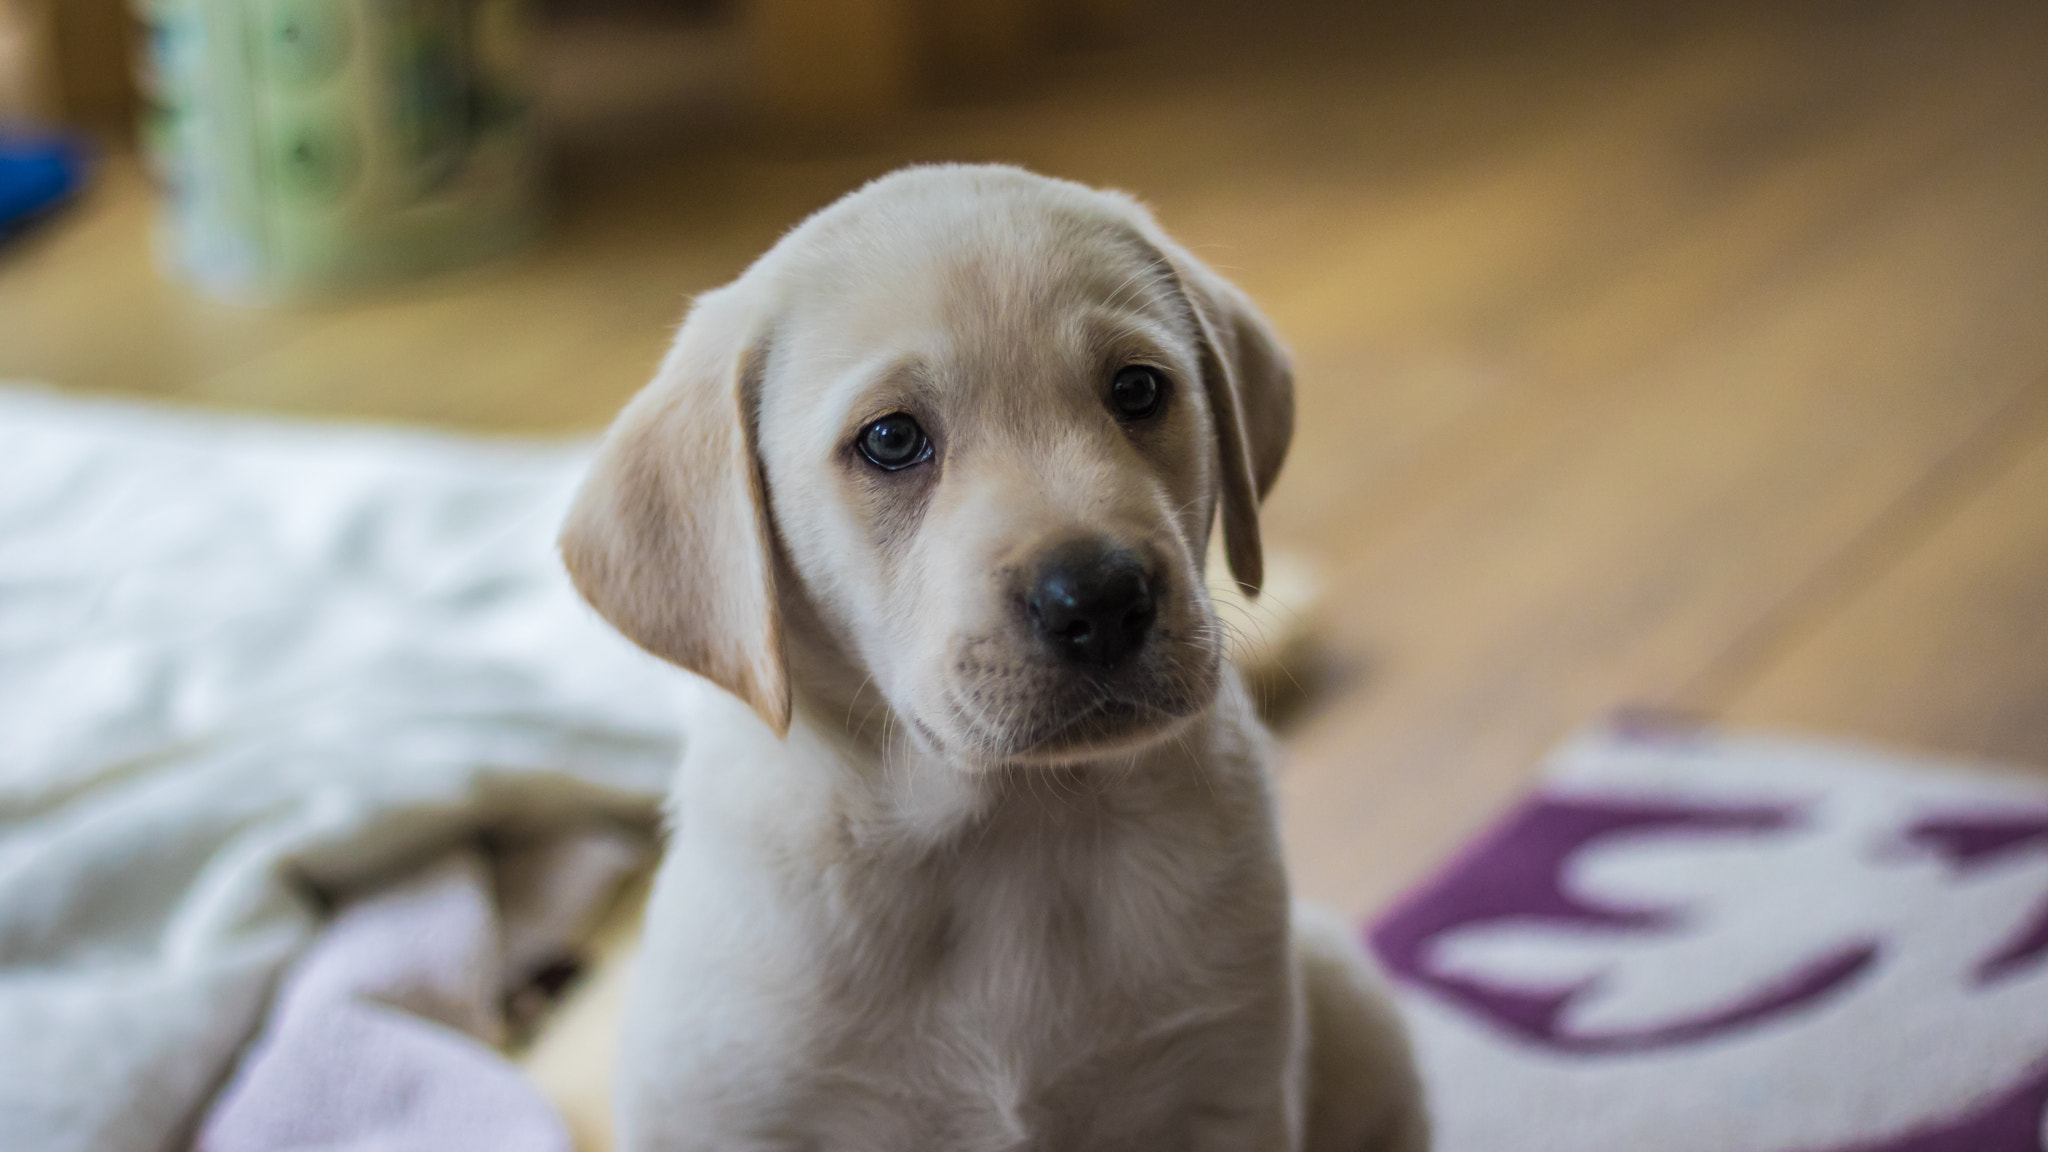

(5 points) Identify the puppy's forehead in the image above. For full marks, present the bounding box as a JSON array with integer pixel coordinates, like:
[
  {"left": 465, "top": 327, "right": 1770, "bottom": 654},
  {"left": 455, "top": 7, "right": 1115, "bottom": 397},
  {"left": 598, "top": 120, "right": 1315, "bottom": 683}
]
[{"left": 765, "top": 177, "right": 1190, "bottom": 403}]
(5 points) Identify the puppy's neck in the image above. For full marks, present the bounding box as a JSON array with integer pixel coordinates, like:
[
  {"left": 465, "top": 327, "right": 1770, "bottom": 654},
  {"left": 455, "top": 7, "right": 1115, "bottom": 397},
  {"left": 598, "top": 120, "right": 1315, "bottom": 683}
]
[{"left": 774, "top": 668, "right": 1248, "bottom": 863}]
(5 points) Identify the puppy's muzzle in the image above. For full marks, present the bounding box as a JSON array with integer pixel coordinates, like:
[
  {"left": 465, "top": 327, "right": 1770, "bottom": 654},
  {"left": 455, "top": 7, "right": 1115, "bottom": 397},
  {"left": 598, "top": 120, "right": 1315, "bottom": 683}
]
[{"left": 1026, "top": 540, "right": 1157, "bottom": 669}]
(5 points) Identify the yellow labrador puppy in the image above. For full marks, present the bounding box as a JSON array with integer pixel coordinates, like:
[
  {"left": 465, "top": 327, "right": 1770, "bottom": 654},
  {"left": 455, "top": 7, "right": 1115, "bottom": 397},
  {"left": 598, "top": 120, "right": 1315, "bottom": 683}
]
[{"left": 562, "top": 164, "right": 1427, "bottom": 1152}]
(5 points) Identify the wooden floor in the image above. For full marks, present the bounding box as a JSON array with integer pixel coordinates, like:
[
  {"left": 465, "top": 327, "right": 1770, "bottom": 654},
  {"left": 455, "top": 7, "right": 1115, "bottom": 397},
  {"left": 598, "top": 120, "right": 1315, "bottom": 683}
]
[{"left": 6, "top": 0, "right": 2048, "bottom": 1112}]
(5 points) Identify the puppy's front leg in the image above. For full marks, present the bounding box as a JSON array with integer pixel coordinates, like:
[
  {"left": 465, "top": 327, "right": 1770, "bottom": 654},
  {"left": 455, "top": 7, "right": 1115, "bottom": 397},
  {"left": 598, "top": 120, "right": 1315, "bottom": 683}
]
[{"left": 1294, "top": 905, "right": 1430, "bottom": 1152}]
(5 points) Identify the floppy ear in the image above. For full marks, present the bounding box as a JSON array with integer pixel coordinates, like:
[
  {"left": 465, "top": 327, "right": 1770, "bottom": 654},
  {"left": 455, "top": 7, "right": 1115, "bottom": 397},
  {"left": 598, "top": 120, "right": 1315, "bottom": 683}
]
[
  {"left": 559, "top": 285, "right": 790, "bottom": 734},
  {"left": 1150, "top": 238, "right": 1295, "bottom": 597}
]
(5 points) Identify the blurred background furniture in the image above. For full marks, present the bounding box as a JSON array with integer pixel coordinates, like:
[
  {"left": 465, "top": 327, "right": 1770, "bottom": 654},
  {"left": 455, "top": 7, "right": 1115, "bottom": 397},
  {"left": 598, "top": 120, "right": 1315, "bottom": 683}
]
[
  {"left": 0, "top": 0, "right": 134, "bottom": 131},
  {"left": 0, "top": 0, "right": 1141, "bottom": 137},
  {"left": 0, "top": 0, "right": 1142, "bottom": 293}
]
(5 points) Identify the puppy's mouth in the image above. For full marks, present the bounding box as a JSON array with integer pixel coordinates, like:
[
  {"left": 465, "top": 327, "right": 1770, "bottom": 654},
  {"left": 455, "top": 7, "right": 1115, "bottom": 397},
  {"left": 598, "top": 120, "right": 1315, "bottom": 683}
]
[
  {"left": 941, "top": 666, "right": 1213, "bottom": 766},
  {"left": 1014, "top": 696, "right": 1173, "bottom": 762},
  {"left": 932, "top": 592, "right": 1225, "bottom": 764}
]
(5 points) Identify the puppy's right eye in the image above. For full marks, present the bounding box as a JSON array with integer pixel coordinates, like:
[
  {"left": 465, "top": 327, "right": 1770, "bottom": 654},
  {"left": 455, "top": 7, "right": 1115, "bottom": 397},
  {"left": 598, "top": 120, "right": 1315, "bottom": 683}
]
[
  {"left": 856, "top": 413, "right": 932, "bottom": 471},
  {"left": 1110, "top": 365, "right": 1164, "bottom": 421}
]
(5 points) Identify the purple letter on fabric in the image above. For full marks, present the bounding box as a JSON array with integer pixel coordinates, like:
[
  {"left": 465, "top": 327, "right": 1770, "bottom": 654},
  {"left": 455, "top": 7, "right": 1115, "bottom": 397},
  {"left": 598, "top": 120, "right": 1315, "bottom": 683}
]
[
  {"left": 1906, "top": 811, "right": 2048, "bottom": 984},
  {"left": 1370, "top": 795, "right": 1879, "bottom": 1053}
]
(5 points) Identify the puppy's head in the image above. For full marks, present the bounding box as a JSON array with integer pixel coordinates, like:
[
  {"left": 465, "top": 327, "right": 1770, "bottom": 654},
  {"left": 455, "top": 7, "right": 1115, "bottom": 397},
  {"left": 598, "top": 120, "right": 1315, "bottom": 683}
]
[{"left": 563, "top": 166, "right": 1291, "bottom": 766}]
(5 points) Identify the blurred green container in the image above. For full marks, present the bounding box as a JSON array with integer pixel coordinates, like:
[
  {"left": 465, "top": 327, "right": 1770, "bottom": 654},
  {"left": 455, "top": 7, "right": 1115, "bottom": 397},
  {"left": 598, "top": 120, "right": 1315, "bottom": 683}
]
[{"left": 138, "top": 0, "right": 541, "bottom": 300}]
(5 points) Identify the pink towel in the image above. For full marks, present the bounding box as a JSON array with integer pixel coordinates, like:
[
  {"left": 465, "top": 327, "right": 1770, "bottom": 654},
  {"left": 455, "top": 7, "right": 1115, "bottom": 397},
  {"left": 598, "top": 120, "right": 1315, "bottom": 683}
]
[{"left": 198, "top": 830, "right": 643, "bottom": 1152}]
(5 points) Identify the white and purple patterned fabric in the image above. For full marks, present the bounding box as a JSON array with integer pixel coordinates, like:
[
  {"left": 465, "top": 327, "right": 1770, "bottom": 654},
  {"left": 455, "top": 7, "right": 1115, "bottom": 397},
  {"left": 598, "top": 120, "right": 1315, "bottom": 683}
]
[{"left": 1373, "top": 725, "right": 2048, "bottom": 1152}]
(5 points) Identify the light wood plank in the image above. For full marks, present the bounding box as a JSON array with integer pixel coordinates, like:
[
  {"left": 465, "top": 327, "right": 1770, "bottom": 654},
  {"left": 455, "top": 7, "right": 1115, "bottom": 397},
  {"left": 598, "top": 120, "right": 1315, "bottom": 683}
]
[
  {"left": 1274, "top": 100, "right": 2048, "bottom": 918},
  {"left": 1718, "top": 419, "right": 2048, "bottom": 770}
]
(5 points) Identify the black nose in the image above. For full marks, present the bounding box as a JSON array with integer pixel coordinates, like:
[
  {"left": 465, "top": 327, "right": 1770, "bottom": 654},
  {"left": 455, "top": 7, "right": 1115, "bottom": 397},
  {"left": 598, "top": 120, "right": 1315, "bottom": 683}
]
[{"left": 1027, "top": 541, "right": 1156, "bottom": 668}]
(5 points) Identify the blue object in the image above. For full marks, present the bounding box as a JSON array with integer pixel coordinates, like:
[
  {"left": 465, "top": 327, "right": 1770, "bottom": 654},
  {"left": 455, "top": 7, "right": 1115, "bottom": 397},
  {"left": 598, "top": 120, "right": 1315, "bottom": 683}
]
[{"left": 0, "top": 133, "right": 91, "bottom": 241}]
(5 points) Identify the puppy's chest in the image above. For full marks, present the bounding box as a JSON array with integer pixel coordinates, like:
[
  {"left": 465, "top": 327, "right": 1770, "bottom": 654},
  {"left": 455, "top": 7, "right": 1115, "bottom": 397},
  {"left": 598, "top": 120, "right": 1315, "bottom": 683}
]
[
  {"left": 831, "top": 818, "right": 1220, "bottom": 1012},
  {"left": 794, "top": 804, "right": 1291, "bottom": 1146}
]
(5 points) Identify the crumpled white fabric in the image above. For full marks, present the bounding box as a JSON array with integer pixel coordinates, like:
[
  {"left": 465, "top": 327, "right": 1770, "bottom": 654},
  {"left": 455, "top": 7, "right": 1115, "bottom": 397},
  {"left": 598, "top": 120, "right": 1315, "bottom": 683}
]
[{"left": 0, "top": 386, "right": 689, "bottom": 1152}]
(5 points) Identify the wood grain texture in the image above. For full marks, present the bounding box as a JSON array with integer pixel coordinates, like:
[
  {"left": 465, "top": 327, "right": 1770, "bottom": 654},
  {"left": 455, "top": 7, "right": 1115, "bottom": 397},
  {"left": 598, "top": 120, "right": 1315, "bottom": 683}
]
[{"left": 1720, "top": 417, "right": 2048, "bottom": 769}]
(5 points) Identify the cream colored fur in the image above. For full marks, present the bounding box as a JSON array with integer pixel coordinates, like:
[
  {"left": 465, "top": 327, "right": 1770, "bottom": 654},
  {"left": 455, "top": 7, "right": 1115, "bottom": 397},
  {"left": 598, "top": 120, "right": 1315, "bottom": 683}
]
[{"left": 561, "top": 164, "right": 1427, "bottom": 1152}]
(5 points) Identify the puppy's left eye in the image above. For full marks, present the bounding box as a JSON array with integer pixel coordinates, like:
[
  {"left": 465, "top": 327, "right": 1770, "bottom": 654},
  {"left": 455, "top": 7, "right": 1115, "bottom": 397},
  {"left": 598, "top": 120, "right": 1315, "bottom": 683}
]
[
  {"left": 856, "top": 413, "right": 932, "bottom": 471},
  {"left": 1110, "top": 366, "right": 1163, "bottom": 421}
]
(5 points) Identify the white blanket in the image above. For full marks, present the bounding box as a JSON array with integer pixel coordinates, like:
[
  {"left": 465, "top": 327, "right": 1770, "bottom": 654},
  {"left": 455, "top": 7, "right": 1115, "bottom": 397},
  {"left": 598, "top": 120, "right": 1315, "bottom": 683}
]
[{"left": 0, "top": 387, "right": 688, "bottom": 1152}]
